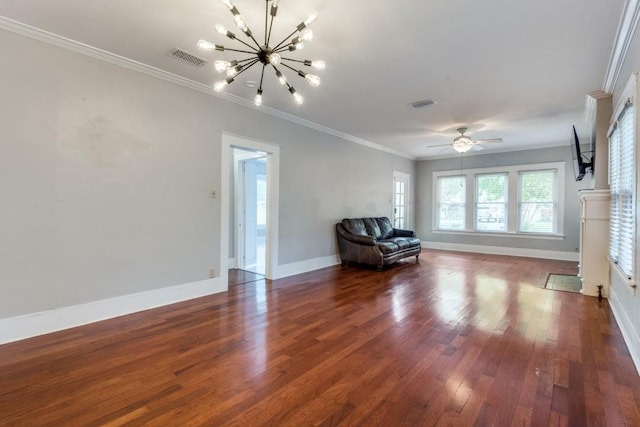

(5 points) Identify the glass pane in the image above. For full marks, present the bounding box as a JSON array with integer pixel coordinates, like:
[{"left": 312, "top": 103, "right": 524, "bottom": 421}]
[
  {"left": 519, "top": 170, "right": 556, "bottom": 233},
  {"left": 476, "top": 174, "right": 507, "bottom": 232},
  {"left": 520, "top": 202, "right": 555, "bottom": 233},
  {"left": 438, "top": 176, "right": 465, "bottom": 230}
]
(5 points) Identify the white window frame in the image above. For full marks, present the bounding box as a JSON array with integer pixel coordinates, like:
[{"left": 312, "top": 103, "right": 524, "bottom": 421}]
[
  {"left": 432, "top": 162, "right": 565, "bottom": 238},
  {"left": 608, "top": 73, "right": 637, "bottom": 285}
]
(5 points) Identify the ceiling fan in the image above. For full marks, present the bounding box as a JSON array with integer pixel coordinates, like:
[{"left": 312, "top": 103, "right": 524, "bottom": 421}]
[{"left": 427, "top": 127, "right": 503, "bottom": 153}]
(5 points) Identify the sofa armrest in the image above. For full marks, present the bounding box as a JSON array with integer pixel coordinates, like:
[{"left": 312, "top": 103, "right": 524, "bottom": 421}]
[
  {"left": 337, "top": 225, "right": 376, "bottom": 246},
  {"left": 393, "top": 228, "right": 416, "bottom": 238}
]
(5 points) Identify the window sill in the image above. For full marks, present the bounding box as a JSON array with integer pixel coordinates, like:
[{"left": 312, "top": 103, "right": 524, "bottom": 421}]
[
  {"left": 432, "top": 229, "right": 565, "bottom": 240},
  {"left": 608, "top": 257, "right": 636, "bottom": 288}
]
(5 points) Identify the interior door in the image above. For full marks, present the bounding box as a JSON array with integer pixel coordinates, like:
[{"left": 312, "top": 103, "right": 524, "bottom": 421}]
[{"left": 393, "top": 171, "right": 410, "bottom": 229}]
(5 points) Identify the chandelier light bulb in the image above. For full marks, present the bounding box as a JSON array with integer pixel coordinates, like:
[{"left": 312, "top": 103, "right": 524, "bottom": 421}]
[
  {"left": 300, "top": 29, "right": 314, "bottom": 41},
  {"left": 311, "top": 60, "right": 325, "bottom": 70},
  {"left": 226, "top": 65, "right": 241, "bottom": 77},
  {"left": 214, "top": 60, "right": 231, "bottom": 72},
  {"left": 291, "top": 39, "right": 304, "bottom": 50},
  {"left": 269, "top": 53, "right": 281, "bottom": 65},
  {"left": 293, "top": 92, "right": 304, "bottom": 105},
  {"left": 197, "top": 40, "right": 216, "bottom": 51},
  {"left": 234, "top": 15, "right": 248, "bottom": 32},
  {"left": 215, "top": 24, "right": 227, "bottom": 35},
  {"left": 304, "top": 12, "right": 318, "bottom": 26},
  {"left": 305, "top": 74, "right": 321, "bottom": 87},
  {"left": 254, "top": 89, "right": 263, "bottom": 106},
  {"left": 276, "top": 70, "right": 287, "bottom": 85},
  {"left": 221, "top": 0, "right": 234, "bottom": 10},
  {"left": 214, "top": 80, "right": 228, "bottom": 92}
]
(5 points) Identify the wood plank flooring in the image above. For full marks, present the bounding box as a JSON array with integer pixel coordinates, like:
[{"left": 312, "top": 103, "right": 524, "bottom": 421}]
[{"left": 1, "top": 250, "right": 639, "bottom": 426}]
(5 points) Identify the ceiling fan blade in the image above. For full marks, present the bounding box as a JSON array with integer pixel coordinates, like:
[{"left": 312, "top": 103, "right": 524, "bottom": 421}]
[
  {"left": 425, "top": 143, "right": 454, "bottom": 148},
  {"left": 471, "top": 144, "right": 486, "bottom": 151},
  {"left": 474, "top": 138, "right": 502, "bottom": 144}
]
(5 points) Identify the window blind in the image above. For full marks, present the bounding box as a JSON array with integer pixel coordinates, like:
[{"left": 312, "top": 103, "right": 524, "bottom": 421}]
[{"left": 609, "top": 100, "right": 635, "bottom": 279}]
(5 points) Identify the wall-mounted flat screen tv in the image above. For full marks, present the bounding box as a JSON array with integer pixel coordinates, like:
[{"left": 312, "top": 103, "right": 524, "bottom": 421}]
[{"left": 570, "top": 125, "right": 593, "bottom": 181}]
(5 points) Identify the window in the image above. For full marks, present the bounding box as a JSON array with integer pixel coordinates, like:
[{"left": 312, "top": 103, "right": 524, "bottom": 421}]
[
  {"left": 518, "top": 170, "right": 557, "bottom": 233},
  {"left": 437, "top": 175, "right": 465, "bottom": 230},
  {"left": 475, "top": 173, "right": 507, "bottom": 232},
  {"left": 609, "top": 99, "right": 635, "bottom": 279},
  {"left": 432, "top": 162, "right": 564, "bottom": 236}
]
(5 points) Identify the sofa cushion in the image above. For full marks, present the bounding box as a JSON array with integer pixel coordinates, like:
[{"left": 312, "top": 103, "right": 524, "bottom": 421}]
[
  {"left": 363, "top": 218, "right": 382, "bottom": 239},
  {"left": 385, "top": 236, "right": 420, "bottom": 250},
  {"left": 376, "top": 217, "right": 394, "bottom": 239},
  {"left": 377, "top": 240, "right": 399, "bottom": 254},
  {"left": 341, "top": 218, "right": 368, "bottom": 236}
]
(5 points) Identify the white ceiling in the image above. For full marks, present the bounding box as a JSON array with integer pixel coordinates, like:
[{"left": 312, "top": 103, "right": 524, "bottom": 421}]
[{"left": 0, "top": 0, "right": 626, "bottom": 159}]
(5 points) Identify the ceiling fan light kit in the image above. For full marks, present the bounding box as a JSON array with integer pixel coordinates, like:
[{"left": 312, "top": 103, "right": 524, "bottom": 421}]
[
  {"left": 426, "top": 127, "right": 503, "bottom": 154},
  {"left": 453, "top": 128, "right": 474, "bottom": 153},
  {"left": 199, "top": 0, "right": 325, "bottom": 106}
]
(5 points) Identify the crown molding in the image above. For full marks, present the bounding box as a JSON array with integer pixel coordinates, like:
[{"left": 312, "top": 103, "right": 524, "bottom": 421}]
[
  {"left": 0, "top": 16, "right": 413, "bottom": 161},
  {"left": 603, "top": 0, "right": 640, "bottom": 93}
]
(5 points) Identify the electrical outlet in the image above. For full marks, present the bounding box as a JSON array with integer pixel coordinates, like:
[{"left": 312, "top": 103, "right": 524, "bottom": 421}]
[{"left": 208, "top": 269, "right": 216, "bottom": 278}]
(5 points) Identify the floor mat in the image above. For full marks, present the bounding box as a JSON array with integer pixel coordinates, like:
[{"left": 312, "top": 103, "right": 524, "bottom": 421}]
[{"left": 544, "top": 273, "right": 582, "bottom": 293}]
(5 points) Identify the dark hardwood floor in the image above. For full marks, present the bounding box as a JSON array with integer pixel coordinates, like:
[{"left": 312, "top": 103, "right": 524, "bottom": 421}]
[{"left": 1, "top": 250, "right": 639, "bottom": 426}]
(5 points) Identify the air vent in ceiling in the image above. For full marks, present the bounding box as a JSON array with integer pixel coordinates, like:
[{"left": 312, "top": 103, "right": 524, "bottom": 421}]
[
  {"left": 168, "top": 48, "right": 207, "bottom": 67},
  {"left": 410, "top": 99, "right": 437, "bottom": 109}
]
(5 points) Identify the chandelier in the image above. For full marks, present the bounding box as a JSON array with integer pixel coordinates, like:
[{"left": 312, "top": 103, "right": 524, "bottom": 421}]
[{"left": 197, "top": 0, "right": 325, "bottom": 106}]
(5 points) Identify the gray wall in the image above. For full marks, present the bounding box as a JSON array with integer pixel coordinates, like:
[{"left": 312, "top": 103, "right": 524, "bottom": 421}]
[
  {"left": 415, "top": 146, "right": 590, "bottom": 252},
  {"left": 0, "top": 29, "right": 414, "bottom": 319}
]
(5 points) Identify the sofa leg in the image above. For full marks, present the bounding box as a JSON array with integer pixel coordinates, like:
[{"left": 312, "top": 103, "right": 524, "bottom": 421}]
[
  {"left": 416, "top": 255, "right": 419, "bottom": 262},
  {"left": 377, "top": 265, "right": 383, "bottom": 272},
  {"left": 341, "top": 260, "right": 347, "bottom": 267}
]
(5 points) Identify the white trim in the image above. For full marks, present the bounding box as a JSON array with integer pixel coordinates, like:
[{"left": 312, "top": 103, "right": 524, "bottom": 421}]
[
  {"left": 432, "top": 230, "right": 565, "bottom": 240},
  {"left": 0, "top": 16, "right": 412, "bottom": 161},
  {"left": 222, "top": 133, "right": 280, "bottom": 280},
  {"left": 608, "top": 285, "right": 640, "bottom": 376},
  {"left": 421, "top": 241, "right": 579, "bottom": 262},
  {"left": 603, "top": 0, "right": 640, "bottom": 93},
  {"left": 274, "top": 255, "right": 341, "bottom": 279},
  {"left": 0, "top": 278, "right": 226, "bottom": 345}
]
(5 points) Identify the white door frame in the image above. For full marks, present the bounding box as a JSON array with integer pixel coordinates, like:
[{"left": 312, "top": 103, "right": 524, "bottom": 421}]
[{"left": 221, "top": 133, "right": 280, "bottom": 282}]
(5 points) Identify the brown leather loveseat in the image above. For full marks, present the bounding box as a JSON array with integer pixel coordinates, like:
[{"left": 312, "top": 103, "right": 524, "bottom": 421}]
[{"left": 336, "top": 217, "right": 421, "bottom": 271}]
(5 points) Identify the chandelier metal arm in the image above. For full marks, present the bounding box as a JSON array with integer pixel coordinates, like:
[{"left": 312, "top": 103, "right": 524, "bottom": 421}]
[
  {"left": 272, "top": 28, "right": 300, "bottom": 51},
  {"left": 221, "top": 47, "right": 259, "bottom": 55},
  {"left": 280, "top": 62, "right": 302, "bottom": 75},
  {"left": 227, "top": 35, "right": 258, "bottom": 51},
  {"left": 273, "top": 44, "right": 297, "bottom": 54},
  {"left": 258, "top": 63, "right": 266, "bottom": 90}
]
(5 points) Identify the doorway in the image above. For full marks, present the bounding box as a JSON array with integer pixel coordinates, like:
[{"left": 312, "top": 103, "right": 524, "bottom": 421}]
[
  {"left": 234, "top": 149, "right": 267, "bottom": 276},
  {"left": 220, "top": 133, "right": 280, "bottom": 287},
  {"left": 393, "top": 171, "right": 411, "bottom": 228}
]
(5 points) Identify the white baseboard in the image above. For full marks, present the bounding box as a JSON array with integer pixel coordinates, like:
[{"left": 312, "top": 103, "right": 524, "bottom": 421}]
[
  {"left": 608, "top": 286, "right": 640, "bottom": 376},
  {"left": 275, "top": 255, "right": 341, "bottom": 279},
  {"left": 0, "top": 278, "right": 227, "bottom": 345},
  {"left": 421, "top": 241, "right": 579, "bottom": 262}
]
